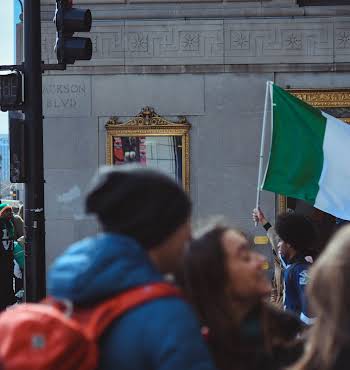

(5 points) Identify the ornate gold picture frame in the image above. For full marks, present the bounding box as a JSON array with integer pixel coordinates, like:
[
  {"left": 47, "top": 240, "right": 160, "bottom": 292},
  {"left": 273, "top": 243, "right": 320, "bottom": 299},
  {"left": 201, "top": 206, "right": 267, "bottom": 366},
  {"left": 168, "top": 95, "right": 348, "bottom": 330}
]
[
  {"left": 105, "top": 107, "right": 191, "bottom": 192},
  {"left": 277, "top": 89, "right": 350, "bottom": 214}
]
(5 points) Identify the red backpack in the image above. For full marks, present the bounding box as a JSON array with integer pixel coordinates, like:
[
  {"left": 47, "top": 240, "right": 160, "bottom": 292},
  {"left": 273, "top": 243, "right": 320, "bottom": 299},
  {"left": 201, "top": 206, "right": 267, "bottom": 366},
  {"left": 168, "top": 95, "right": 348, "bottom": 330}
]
[{"left": 0, "top": 282, "right": 181, "bottom": 370}]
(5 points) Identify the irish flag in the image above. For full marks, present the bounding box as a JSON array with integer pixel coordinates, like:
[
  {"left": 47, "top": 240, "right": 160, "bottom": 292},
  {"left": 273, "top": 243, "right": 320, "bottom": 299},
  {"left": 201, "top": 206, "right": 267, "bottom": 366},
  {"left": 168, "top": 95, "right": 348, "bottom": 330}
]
[{"left": 262, "top": 83, "right": 350, "bottom": 220}]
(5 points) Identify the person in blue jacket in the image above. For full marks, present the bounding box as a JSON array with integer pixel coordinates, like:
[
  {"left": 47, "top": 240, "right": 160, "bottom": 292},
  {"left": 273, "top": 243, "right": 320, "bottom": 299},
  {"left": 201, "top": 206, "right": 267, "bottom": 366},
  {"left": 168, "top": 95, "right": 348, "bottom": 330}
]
[
  {"left": 48, "top": 165, "right": 217, "bottom": 370},
  {"left": 275, "top": 213, "right": 317, "bottom": 325}
]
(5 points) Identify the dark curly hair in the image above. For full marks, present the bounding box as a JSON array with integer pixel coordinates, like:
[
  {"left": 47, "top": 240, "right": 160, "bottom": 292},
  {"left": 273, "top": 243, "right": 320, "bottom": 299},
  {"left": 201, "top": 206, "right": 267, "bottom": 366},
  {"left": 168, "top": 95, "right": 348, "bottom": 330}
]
[{"left": 275, "top": 213, "right": 317, "bottom": 256}]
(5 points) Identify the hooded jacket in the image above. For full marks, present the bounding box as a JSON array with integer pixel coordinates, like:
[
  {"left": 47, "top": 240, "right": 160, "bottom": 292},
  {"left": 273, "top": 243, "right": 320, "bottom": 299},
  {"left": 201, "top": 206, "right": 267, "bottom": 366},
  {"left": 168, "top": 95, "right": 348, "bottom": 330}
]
[{"left": 48, "top": 233, "right": 216, "bottom": 370}]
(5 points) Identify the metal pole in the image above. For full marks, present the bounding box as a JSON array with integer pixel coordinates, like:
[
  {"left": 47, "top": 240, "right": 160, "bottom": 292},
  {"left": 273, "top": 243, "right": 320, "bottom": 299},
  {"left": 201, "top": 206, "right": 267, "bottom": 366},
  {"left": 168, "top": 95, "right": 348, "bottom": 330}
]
[
  {"left": 23, "top": 0, "right": 46, "bottom": 301},
  {"left": 255, "top": 81, "right": 272, "bottom": 222}
]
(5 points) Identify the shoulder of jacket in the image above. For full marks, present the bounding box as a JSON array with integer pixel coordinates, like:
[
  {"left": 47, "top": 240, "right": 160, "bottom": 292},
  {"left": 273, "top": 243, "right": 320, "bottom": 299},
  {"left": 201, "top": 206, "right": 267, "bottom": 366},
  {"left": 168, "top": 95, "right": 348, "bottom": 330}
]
[
  {"left": 286, "top": 261, "right": 309, "bottom": 273},
  {"left": 116, "top": 294, "right": 191, "bottom": 321}
]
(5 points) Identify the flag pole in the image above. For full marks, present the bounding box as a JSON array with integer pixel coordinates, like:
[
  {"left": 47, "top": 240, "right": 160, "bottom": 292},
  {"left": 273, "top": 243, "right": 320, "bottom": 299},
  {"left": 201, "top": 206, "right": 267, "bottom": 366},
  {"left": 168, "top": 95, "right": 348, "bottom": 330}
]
[{"left": 255, "top": 81, "right": 272, "bottom": 224}]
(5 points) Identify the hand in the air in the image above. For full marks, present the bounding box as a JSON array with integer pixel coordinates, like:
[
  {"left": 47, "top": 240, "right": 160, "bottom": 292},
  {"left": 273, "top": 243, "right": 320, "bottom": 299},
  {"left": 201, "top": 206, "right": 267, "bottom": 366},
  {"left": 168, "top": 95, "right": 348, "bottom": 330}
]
[{"left": 252, "top": 207, "right": 268, "bottom": 225}]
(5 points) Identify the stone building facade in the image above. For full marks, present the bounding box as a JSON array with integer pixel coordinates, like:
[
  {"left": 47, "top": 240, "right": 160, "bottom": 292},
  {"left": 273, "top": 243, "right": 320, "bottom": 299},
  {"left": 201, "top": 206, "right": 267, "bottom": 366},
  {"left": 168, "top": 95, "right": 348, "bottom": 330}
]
[{"left": 27, "top": 0, "right": 350, "bottom": 267}]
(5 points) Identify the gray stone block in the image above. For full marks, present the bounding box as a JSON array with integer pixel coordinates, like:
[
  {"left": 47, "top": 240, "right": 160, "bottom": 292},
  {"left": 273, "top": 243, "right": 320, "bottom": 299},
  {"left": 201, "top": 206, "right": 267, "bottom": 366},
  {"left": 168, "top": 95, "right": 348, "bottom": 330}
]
[
  {"left": 74, "top": 218, "right": 100, "bottom": 243},
  {"left": 275, "top": 72, "right": 350, "bottom": 88},
  {"left": 45, "top": 218, "right": 100, "bottom": 266},
  {"left": 194, "top": 163, "right": 275, "bottom": 220},
  {"left": 41, "top": 22, "right": 56, "bottom": 64},
  {"left": 45, "top": 219, "right": 75, "bottom": 266},
  {"left": 196, "top": 164, "right": 259, "bottom": 217},
  {"left": 43, "top": 117, "right": 99, "bottom": 170},
  {"left": 92, "top": 74, "right": 205, "bottom": 116},
  {"left": 44, "top": 169, "right": 97, "bottom": 220},
  {"left": 189, "top": 73, "right": 273, "bottom": 167},
  {"left": 203, "top": 73, "right": 273, "bottom": 117},
  {"left": 43, "top": 75, "right": 92, "bottom": 117},
  {"left": 193, "top": 114, "right": 270, "bottom": 167}
]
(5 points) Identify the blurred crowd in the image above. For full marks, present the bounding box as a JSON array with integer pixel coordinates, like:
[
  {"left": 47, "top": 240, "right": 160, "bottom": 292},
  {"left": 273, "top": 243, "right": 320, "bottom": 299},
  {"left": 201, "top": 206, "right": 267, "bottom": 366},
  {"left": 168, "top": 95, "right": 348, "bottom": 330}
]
[{"left": 0, "top": 166, "right": 349, "bottom": 370}]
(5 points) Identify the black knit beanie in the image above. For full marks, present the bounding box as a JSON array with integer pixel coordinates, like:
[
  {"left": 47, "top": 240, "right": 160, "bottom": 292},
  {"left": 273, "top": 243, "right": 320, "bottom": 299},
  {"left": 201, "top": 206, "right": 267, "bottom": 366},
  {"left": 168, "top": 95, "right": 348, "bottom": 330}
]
[{"left": 86, "top": 165, "right": 192, "bottom": 250}]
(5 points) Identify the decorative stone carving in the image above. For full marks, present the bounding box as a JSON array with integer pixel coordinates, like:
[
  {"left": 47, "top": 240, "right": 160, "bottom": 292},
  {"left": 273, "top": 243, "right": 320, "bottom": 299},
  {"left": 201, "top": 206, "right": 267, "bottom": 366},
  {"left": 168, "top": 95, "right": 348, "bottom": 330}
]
[
  {"left": 335, "top": 23, "right": 350, "bottom": 62},
  {"left": 336, "top": 31, "right": 350, "bottom": 49},
  {"left": 181, "top": 32, "right": 201, "bottom": 51},
  {"left": 224, "top": 19, "right": 333, "bottom": 64},
  {"left": 124, "top": 21, "right": 224, "bottom": 65},
  {"left": 39, "top": 17, "right": 350, "bottom": 66},
  {"left": 285, "top": 33, "right": 302, "bottom": 50},
  {"left": 128, "top": 33, "right": 149, "bottom": 52},
  {"left": 106, "top": 106, "right": 190, "bottom": 127},
  {"left": 230, "top": 32, "right": 250, "bottom": 49}
]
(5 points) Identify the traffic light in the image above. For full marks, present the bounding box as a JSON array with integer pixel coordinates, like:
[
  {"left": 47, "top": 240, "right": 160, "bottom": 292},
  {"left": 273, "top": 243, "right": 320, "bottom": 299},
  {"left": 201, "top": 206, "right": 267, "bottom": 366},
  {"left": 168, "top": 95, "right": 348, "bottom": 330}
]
[
  {"left": 9, "top": 116, "right": 27, "bottom": 183},
  {"left": 0, "top": 72, "right": 23, "bottom": 112},
  {"left": 54, "top": 0, "right": 92, "bottom": 64},
  {"left": 10, "top": 187, "right": 18, "bottom": 200}
]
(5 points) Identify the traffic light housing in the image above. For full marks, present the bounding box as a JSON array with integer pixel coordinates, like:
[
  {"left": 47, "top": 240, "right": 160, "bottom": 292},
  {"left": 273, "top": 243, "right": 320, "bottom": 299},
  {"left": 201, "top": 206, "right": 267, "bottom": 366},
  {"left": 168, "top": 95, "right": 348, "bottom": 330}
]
[
  {"left": 54, "top": 0, "right": 92, "bottom": 64},
  {"left": 0, "top": 72, "right": 23, "bottom": 112},
  {"left": 9, "top": 117, "right": 27, "bottom": 183}
]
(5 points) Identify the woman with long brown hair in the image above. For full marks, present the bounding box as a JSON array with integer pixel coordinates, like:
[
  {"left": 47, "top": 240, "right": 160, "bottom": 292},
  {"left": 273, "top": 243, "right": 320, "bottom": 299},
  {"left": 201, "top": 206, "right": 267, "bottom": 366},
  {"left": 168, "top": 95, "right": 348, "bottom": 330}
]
[
  {"left": 183, "top": 225, "right": 304, "bottom": 370},
  {"left": 290, "top": 224, "right": 350, "bottom": 370}
]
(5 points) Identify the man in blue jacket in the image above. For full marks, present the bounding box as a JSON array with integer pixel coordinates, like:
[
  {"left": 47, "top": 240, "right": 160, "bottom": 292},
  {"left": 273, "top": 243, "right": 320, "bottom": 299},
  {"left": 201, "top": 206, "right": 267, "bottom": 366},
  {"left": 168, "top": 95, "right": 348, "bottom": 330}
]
[
  {"left": 253, "top": 208, "right": 317, "bottom": 324},
  {"left": 275, "top": 213, "right": 317, "bottom": 325},
  {"left": 48, "top": 166, "right": 217, "bottom": 370}
]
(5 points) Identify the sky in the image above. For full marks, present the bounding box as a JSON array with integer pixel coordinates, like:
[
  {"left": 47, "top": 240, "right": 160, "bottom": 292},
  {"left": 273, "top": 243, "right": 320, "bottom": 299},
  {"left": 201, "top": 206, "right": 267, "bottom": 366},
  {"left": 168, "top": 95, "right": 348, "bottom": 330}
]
[{"left": 0, "top": 1, "right": 21, "bottom": 135}]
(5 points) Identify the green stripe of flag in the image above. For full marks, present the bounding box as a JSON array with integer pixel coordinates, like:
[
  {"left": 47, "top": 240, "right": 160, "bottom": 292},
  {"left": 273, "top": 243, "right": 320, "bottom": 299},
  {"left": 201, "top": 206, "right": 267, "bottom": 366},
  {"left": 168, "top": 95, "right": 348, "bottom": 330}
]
[{"left": 262, "top": 84, "right": 327, "bottom": 204}]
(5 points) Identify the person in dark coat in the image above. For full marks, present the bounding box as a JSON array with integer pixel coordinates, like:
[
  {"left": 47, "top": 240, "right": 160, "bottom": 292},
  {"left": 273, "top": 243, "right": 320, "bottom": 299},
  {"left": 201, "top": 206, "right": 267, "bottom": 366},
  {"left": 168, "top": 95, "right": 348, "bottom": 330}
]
[
  {"left": 48, "top": 165, "right": 217, "bottom": 370},
  {"left": 253, "top": 208, "right": 318, "bottom": 322},
  {"left": 183, "top": 225, "right": 305, "bottom": 370},
  {"left": 275, "top": 213, "right": 317, "bottom": 324},
  {"left": 290, "top": 224, "right": 350, "bottom": 370},
  {"left": 0, "top": 204, "right": 16, "bottom": 310}
]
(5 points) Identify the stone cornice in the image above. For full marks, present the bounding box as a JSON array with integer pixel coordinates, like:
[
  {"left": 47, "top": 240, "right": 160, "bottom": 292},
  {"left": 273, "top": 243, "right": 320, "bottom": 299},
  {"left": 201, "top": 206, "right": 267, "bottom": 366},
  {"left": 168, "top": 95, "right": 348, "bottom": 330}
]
[
  {"left": 40, "top": 1, "right": 350, "bottom": 21},
  {"left": 41, "top": 63, "right": 350, "bottom": 75}
]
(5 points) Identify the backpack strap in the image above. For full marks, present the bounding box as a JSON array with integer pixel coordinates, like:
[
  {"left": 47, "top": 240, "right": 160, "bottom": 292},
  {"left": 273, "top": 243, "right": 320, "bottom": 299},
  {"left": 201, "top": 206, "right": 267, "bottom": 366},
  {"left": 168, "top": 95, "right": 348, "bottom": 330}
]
[{"left": 71, "top": 282, "right": 182, "bottom": 339}]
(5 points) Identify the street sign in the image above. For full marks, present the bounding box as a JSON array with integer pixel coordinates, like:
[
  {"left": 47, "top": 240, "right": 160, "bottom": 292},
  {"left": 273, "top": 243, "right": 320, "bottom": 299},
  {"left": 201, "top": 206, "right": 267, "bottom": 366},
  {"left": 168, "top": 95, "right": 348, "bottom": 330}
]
[{"left": 0, "top": 72, "right": 23, "bottom": 111}]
